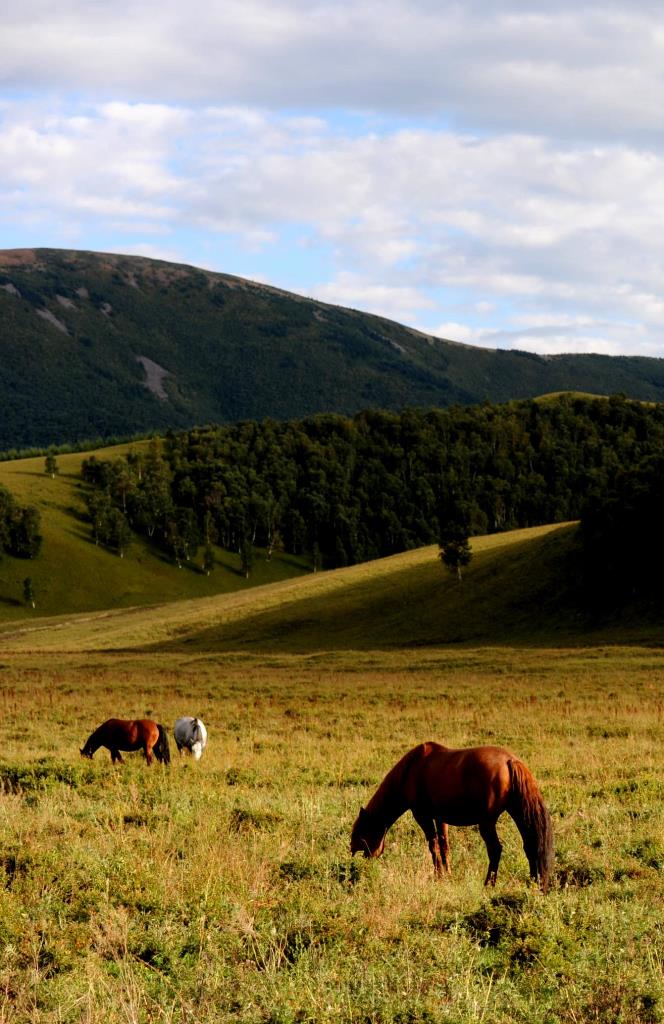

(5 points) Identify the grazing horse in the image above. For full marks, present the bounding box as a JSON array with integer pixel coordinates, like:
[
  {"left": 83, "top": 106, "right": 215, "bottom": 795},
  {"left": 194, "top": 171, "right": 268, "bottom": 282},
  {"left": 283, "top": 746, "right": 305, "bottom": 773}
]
[
  {"left": 173, "top": 717, "right": 208, "bottom": 761},
  {"left": 351, "top": 742, "right": 554, "bottom": 892},
  {"left": 80, "top": 718, "right": 171, "bottom": 766}
]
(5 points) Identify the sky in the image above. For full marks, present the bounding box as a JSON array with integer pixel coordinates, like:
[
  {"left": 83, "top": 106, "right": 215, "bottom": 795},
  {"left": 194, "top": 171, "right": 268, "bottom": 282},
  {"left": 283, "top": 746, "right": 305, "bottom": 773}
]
[{"left": 3, "top": 1, "right": 664, "bottom": 357}]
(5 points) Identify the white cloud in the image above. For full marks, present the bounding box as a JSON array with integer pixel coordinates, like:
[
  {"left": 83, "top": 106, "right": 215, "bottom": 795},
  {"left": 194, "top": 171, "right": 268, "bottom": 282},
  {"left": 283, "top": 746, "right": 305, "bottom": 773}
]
[
  {"left": 119, "top": 241, "right": 187, "bottom": 263},
  {"left": 423, "top": 314, "right": 655, "bottom": 357},
  {"left": 313, "top": 272, "right": 436, "bottom": 324},
  {"left": 4, "top": 3, "right": 664, "bottom": 356},
  {"left": 499, "top": 333, "right": 626, "bottom": 356},
  {"left": 5, "top": 99, "right": 664, "bottom": 353},
  {"left": 0, "top": 102, "right": 183, "bottom": 224},
  {"left": 429, "top": 322, "right": 480, "bottom": 344},
  {"left": 3, "top": 2, "right": 664, "bottom": 142}
]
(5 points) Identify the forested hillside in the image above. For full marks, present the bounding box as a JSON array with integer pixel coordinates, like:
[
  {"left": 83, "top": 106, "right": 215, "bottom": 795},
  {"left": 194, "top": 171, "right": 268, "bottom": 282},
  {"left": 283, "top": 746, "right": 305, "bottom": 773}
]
[
  {"left": 80, "top": 394, "right": 664, "bottom": 584},
  {"left": 2, "top": 393, "right": 663, "bottom": 624},
  {"left": 4, "top": 248, "right": 664, "bottom": 450}
]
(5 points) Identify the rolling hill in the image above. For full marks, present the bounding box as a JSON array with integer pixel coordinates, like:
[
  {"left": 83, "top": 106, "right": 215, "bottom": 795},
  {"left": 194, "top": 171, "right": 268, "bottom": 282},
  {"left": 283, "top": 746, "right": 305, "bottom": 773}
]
[
  {"left": 3, "top": 247, "right": 664, "bottom": 450},
  {"left": 2, "top": 519, "right": 660, "bottom": 655}
]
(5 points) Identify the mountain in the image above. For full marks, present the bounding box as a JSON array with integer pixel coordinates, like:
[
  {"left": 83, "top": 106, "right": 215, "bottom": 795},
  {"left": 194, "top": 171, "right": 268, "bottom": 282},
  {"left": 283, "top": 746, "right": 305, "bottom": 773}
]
[{"left": 2, "top": 247, "right": 664, "bottom": 450}]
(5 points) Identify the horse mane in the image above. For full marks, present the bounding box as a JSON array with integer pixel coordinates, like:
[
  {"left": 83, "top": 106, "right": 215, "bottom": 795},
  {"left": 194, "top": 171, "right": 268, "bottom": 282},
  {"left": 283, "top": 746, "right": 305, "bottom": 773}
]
[
  {"left": 366, "top": 742, "right": 433, "bottom": 822},
  {"left": 508, "top": 759, "right": 554, "bottom": 891}
]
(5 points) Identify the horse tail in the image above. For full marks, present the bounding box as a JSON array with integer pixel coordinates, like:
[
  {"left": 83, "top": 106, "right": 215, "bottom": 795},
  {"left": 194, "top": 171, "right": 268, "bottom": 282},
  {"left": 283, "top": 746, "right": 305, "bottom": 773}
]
[
  {"left": 155, "top": 724, "right": 171, "bottom": 765},
  {"left": 508, "top": 758, "right": 554, "bottom": 892}
]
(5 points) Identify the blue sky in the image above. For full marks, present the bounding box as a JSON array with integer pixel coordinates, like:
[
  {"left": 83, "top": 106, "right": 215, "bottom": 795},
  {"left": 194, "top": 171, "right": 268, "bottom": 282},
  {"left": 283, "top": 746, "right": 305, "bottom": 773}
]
[{"left": 3, "top": 1, "right": 664, "bottom": 356}]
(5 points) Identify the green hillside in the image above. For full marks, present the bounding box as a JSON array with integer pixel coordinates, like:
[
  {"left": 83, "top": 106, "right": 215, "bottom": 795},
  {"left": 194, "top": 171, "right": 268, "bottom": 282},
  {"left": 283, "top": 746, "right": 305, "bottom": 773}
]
[
  {"left": 3, "top": 247, "right": 664, "bottom": 449},
  {"left": 0, "top": 445, "right": 308, "bottom": 619},
  {"left": 3, "top": 520, "right": 658, "bottom": 654},
  {"left": 176, "top": 523, "right": 582, "bottom": 652},
  {"left": 146, "top": 523, "right": 581, "bottom": 653}
]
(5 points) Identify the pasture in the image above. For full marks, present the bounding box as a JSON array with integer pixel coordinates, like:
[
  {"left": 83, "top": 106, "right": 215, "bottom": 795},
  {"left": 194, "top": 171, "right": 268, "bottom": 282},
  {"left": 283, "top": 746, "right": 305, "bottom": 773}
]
[{"left": 0, "top": 645, "right": 661, "bottom": 1023}]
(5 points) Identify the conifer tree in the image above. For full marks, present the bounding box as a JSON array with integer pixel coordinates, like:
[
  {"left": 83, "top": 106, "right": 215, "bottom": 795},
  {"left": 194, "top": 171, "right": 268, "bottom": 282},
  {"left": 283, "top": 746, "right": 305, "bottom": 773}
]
[
  {"left": 23, "top": 577, "right": 35, "bottom": 609},
  {"left": 239, "top": 535, "right": 254, "bottom": 578},
  {"left": 203, "top": 543, "right": 214, "bottom": 577}
]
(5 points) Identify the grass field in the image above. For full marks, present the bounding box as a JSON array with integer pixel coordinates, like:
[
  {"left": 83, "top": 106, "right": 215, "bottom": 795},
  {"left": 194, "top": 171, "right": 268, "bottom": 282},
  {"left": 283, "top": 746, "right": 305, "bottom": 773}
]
[
  {"left": 0, "top": 476, "right": 662, "bottom": 1023},
  {"left": 0, "top": 641, "right": 661, "bottom": 1023}
]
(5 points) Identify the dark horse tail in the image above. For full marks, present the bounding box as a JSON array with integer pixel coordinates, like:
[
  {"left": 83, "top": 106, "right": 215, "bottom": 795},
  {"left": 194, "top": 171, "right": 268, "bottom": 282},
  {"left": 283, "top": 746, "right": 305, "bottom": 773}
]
[
  {"left": 154, "top": 724, "right": 171, "bottom": 765},
  {"left": 508, "top": 759, "right": 554, "bottom": 892}
]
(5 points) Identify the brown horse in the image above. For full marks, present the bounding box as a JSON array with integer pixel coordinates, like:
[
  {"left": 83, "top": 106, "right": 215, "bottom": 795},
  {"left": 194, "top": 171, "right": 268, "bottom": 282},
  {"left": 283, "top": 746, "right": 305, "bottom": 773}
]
[
  {"left": 351, "top": 742, "right": 554, "bottom": 892},
  {"left": 80, "top": 718, "right": 171, "bottom": 766}
]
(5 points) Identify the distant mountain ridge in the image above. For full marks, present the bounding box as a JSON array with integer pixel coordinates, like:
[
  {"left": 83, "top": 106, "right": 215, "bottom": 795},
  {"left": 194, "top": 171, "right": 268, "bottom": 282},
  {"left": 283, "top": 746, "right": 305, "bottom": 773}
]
[{"left": 2, "top": 247, "right": 664, "bottom": 449}]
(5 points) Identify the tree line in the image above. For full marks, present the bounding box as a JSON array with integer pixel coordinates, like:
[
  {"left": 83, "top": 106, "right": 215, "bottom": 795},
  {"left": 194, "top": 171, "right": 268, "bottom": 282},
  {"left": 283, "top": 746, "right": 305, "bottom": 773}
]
[{"left": 79, "top": 394, "right": 664, "bottom": 578}]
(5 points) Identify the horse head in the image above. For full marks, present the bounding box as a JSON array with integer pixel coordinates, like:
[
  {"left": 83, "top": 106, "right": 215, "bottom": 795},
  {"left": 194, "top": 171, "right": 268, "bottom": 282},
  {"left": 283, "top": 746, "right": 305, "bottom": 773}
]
[
  {"left": 80, "top": 746, "right": 93, "bottom": 759},
  {"left": 350, "top": 806, "right": 386, "bottom": 858}
]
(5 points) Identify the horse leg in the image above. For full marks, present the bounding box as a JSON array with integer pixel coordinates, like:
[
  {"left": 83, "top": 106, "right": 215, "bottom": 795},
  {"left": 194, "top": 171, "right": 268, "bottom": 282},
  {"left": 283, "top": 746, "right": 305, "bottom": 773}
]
[
  {"left": 479, "top": 821, "right": 503, "bottom": 886},
  {"left": 413, "top": 810, "right": 445, "bottom": 877},
  {"left": 144, "top": 743, "right": 154, "bottom": 766},
  {"left": 111, "top": 749, "right": 124, "bottom": 765},
  {"left": 436, "top": 819, "right": 452, "bottom": 874}
]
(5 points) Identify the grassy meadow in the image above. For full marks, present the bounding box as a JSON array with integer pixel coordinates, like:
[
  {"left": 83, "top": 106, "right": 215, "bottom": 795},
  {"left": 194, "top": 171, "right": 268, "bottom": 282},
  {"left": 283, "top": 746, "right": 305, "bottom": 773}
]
[
  {"left": 0, "top": 463, "right": 662, "bottom": 1023},
  {"left": 0, "top": 641, "right": 661, "bottom": 1023}
]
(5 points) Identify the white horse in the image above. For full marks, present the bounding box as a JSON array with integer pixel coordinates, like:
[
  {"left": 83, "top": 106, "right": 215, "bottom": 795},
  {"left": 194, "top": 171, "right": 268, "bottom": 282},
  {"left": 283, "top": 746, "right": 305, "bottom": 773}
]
[{"left": 173, "top": 717, "right": 208, "bottom": 761}]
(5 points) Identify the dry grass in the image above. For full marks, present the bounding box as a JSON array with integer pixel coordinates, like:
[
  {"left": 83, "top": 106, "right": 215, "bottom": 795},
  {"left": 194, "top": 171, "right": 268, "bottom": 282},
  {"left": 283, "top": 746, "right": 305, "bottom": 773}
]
[{"left": 0, "top": 645, "right": 661, "bottom": 1022}]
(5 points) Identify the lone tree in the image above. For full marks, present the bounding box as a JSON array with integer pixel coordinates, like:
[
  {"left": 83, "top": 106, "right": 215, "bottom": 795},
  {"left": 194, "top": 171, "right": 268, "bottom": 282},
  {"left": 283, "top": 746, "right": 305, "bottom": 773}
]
[
  {"left": 439, "top": 533, "right": 472, "bottom": 581},
  {"left": 23, "top": 577, "right": 35, "bottom": 609},
  {"left": 44, "top": 453, "right": 58, "bottom": 478},
  {"left": 438, "top": 503, "right": 473, "bottom": 582}
]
